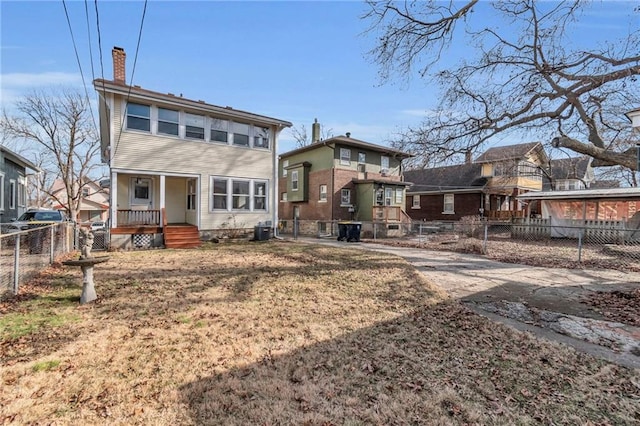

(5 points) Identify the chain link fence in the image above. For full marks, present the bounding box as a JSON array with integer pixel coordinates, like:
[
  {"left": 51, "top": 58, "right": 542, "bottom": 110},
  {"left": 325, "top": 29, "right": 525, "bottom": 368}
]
[
  {"left": 400, "top": 218, "right": 640, "bottom": 271},
  {"left": 0, "top": 223, "right": 75, "bottom": 298}
]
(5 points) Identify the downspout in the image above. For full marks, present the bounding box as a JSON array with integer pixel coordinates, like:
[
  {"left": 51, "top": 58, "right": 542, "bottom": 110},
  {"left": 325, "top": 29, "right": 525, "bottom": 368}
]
[{"left": 273, "top": 124, "right": 283, "bottom": 236}]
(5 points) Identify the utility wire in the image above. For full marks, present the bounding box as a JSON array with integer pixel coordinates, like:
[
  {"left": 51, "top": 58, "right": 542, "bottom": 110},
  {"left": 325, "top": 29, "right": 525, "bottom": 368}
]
[
  {"left": 61, "top": 0, "right": 99, "bottom": 138},
  {"left": 93, "top": 0, "right": 110, "bottom": 158},
  {"left": 84, "top": 0, "right": 96, "bottom": 82},
  {"left": 112, "top": 0, "right": 148, "bottom": 159}
]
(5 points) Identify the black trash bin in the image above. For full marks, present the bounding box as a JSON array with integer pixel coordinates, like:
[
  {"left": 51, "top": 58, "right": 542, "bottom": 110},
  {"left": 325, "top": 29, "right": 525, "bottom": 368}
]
[
  {"left": 254, "top": 225, "right": 272, "bottom": 241},
  {"left": 337, "top": 221, "right": 361, "bottom": 242}
]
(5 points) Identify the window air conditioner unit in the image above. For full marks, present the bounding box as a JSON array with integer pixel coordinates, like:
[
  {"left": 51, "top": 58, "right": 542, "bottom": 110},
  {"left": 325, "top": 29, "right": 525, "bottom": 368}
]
[{"left": 381, "top": 169, "right": 389, "bottom": 176}]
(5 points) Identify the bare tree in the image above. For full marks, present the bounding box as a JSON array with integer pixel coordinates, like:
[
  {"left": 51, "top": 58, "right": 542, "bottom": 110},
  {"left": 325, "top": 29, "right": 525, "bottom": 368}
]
[
  {"left": 1, "top": 88, "right": 103, "bottom": 220},
  {"left": 365, "top": 1, "right": 640, "bottom": 171}
]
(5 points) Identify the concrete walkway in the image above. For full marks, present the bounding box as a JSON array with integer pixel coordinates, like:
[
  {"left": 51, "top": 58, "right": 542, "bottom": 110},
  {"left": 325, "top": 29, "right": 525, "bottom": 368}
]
[{"left": 290, "top": 237, "right": 640, "bottom": 369}]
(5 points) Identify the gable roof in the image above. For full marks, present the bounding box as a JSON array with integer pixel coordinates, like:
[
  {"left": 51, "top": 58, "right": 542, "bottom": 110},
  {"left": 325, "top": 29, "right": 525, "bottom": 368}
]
[
  {"left": 93, "top": 79, "right": 293, "bottom": 128},
  {"left": 280, "top": 136, "right": 413, "bottom": 159},
  {"left": 404, "top": 163, "right": 487, "bottom": 193},
  {"left": 0, "top": 146, "right": 40, "bottom": 172},
  {"left": 548, "top": 156, "right": 591, "bottom": 180},
  {"left": 474, "top": 142, "right": 544, "bottom": 163}
]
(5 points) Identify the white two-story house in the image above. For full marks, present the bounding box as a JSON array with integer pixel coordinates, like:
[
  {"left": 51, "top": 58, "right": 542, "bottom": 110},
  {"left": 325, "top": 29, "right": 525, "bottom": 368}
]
[{"left": 94, "top": 47, "right": 291, "bottom": 249}]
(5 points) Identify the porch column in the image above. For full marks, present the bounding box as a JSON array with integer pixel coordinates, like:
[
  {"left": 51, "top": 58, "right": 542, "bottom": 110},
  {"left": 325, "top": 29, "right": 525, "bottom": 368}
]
[
  {"left": 159, "top": 175, "right": 166, "bottom": 226},
  {"left": 111, "top": 171, "right": 118, "bottom": 228}
]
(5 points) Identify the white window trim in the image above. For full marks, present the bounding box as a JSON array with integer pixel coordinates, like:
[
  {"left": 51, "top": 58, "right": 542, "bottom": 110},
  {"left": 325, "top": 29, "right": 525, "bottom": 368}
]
[
  {"left": 411, "top": 194, "right": 420, "bottom": 209},
  {"left": 394, "top": 188, "right": 403, "bottom": 205},
  {"left": 209, "top": 176, "right": 269, "bottom": 212},
  {"left": 125, "top": 102, "right": 151, "bottom": 133},
  {"left": 282, "top": 160, "right": 289, "bottom": 178},
  {"left": 291, "top": 170, "right": 299, "bottom": 192},
  {"left": 381, "top": 155, "right": 390, "bottom": 174},
  {"left": 0, "top": 173, "right": 4, "bottom": 211},
  {"left": 443, "top": 194, "right": 455, "bottom": 214},
  {"left": 340, "top": 148, "right": 351, "bottom": 166},
  {"left": 340, "top": 188, "right": 351, "bottom": 206},
  {"left": 9, "top": 179, "right": 16, "bottom": 210},
  {"left": 319, "top": 184, "right": 327, "bottom": 202}
]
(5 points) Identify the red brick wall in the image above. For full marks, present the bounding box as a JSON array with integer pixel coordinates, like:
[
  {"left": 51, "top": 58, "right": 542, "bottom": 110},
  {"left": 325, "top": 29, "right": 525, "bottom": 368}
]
[{"left": 406, "top": 193, "right": 483, "bottom": 221}]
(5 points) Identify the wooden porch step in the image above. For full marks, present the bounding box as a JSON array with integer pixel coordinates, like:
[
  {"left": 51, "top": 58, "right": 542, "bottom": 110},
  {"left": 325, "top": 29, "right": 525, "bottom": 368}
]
[{"left": 164, "top": 225, "right": 201, "bottom": 249}]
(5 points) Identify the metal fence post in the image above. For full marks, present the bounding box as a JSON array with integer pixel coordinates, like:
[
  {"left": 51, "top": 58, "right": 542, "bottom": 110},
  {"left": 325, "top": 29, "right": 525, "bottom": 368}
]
[
  {"left": 577, "top": 227, "right": 583, "bottom": 264},
  {"left": 13, "top": 234, "right": 20, "bottom": 295},
  {"left": 50, "top": 225, "right": 55, "bottom": 264},
  {"left": 483, "top": 223, "right": 488, "bottom": 254}
]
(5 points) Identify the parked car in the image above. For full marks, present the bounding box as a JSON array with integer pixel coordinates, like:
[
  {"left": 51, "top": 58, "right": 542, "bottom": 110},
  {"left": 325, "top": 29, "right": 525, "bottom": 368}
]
[
  {"left": 5, "top": 209, "right": 66, "bottom": 232},
  {"left": 90, "top": 221, "right": 106, "bottom": 231}
]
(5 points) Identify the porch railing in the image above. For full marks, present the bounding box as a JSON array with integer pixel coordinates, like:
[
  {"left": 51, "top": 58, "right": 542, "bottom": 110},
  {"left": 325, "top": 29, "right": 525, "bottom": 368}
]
[
  {"left": 116, "top": 209, "right": 161, "bottom": 226},
  {"left": 372, "top": 206, "right": 402, "bottom": 222}
]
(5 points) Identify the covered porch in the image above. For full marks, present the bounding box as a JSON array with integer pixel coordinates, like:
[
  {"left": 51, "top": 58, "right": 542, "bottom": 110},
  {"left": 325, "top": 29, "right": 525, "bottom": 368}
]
[{"left": 109, "top": 171, "right": 200, "bottom": 248}]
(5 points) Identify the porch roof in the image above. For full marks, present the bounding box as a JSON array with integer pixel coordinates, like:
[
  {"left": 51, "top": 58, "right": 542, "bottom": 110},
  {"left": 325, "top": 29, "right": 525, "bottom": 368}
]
[{"left": 517, "top": 187, "right": 640, "bottom": 201}]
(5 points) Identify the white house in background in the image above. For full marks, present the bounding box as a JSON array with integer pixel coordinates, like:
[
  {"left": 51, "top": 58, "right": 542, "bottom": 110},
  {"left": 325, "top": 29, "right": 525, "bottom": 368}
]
[
  {"left": 626, "top": 108, "right": 640, "bottom": 129},
  {"left": 94, "top": 47, "right": 292, "bottom": 249},
  {"left": 48, "top": 178, "right": 109, "bottom": 223}
]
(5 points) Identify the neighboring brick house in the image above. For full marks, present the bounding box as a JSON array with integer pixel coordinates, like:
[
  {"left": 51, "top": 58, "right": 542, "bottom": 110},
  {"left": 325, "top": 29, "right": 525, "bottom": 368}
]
[
  {"left": 406, "top": 142, "right": 548, "bottom": 221},
  {"left": 278, "top": 128, "right": 413, "bottom": 237},
  {"left": 94, "top": 47, "right": 291, "bottom": 249},
  {"left": 0, "top": 146, "right": 39, "bottom": 223}
]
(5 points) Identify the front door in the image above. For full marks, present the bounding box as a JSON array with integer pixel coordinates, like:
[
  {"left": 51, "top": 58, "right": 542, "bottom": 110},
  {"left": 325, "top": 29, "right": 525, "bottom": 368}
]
[{"left": 130, "top": 177, "right": 153, "bottom": 209}]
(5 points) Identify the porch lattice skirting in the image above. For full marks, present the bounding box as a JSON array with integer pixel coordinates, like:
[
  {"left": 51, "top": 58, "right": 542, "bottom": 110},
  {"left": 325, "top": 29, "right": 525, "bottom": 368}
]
[{"left": 133, "top": 234, "right": 153, "bottom": 248}]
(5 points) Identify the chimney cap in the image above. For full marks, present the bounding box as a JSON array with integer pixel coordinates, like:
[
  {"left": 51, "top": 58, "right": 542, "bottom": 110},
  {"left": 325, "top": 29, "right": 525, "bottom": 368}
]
[{"left": 113, "top": 46, "right": 125, "bottom": 52}]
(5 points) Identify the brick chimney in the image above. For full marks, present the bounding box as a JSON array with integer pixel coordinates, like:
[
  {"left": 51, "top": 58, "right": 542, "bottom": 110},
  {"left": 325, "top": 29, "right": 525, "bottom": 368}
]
[
  {"left": 112, "top": 46, "right": 126, "bottom": 84},
  {"left": 465, "top": 150, "right": 472, "bottom": 164},
  {"left": 312, "top": 118, "right": 320, "bottom": 143}
]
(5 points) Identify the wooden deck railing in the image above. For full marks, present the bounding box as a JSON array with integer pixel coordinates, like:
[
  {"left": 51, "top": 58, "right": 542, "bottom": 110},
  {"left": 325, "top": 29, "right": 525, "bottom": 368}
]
[{"left": 116, "top": 209, "right": 161, "bottom": 226}]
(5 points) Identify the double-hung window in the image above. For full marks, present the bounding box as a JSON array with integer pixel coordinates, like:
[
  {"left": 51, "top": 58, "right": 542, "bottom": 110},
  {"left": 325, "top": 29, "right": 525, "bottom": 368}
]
[
  {"left": 291, "top": 170, "right": 299, "bottom": 191},
  {"left": 384, "top": 188, "right": 393, "bottom": 206},
  {"left": 254, "top": 126, "right": 270, "bottom": 149},
  {"left": 319, "top": 184, "right": 327, "bottom": 202},
  {"left": 254, "top": 181, "right": 267, "bottom": 210},
  {"left": 232, "top": 180, "right": 250, "bottom": 210},
  {"left": 185, "top": 113, "right": 205, "bottom": 140},
  {"left": 212, "top": 178, "right": 228, "bottom": 210},
  {"left": 210, "top": 118, "right": 228, "bottom": 143},
  {"left": 282, "top": 160, "right": 289, "bottom": 177},
  {"left": 341, "top": 189, "right": 351, "bottom": 205},
  {"left": 443, "top": 194, "right": 455, "bottom": 214},
  {"left": 395, "top": 188, "right": 403, "bottom": 204},
  {"left": 126, "top": 103, "right": 150, "bottom": 131},
  {"left": 340, "top": 148, "right": 351, "bottom": 166},
  {"left": 9, "top": 180, "right": 16, "bottom": 210},
  {"left": 18, "top": 179, "right": 26, "bottom": 207},
  {"left": 158, "top": 107, "right": 179, "bottom": 136},
  {"left": 381, "top": 156, "right": 390, "bottom": 174},
  {"left": 412, "top": 195, "right": 420, "bottom": 209},
  {"left": 211, "top": 177, "right": 268, "bottom": 212},
  {"left": 233, "top": 122, "right": 250, "bottom": 146},
  {"left": 187, "top": 179, "right": 197, "bottom": 210},
  {"left": 0, "top": 174, "right": 4, "bottom": 211}
]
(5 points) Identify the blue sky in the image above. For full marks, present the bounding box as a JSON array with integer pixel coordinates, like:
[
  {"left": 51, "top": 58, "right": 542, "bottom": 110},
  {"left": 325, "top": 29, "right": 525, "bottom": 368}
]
[{"left": 1, "top": 1, "right": 638, "bottom": 154}]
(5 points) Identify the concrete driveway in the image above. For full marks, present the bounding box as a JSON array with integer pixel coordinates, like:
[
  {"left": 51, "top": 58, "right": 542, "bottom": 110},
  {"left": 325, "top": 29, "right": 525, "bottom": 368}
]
[{"left": 291, "top": 237, "right": 640, "bottom": 369}]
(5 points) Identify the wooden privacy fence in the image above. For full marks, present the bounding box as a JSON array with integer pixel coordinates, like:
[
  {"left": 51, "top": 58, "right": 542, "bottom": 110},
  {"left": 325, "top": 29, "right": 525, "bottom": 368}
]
[{"left": 511, "top": 218, "right": 640, "bottom": 243}]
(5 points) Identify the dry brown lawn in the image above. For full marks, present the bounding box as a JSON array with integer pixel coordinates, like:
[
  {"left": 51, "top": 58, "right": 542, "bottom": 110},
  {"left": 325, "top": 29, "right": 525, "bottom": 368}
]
[{"left": 1, "top": 241, "right": 639, "bottom": 425}]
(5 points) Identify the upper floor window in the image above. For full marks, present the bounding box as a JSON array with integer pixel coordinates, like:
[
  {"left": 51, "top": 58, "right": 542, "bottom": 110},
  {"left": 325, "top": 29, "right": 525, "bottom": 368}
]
[
  {"left": 82, "top": 187, "right": 90, "bottom": 197},
  {"left": 282, "top": 160, "right": 289, "bottom": 177},
  {"left": 340, "top": 148, "right": 351, "bottom": 166},
  {"left": 358, "top": 152, "right": 366, "bottom": 163},
  {"left": 0, "top": 174, "right": 5, "bottom": 211},
  {"left": 9, "top": 179, "right": 16, "bottom": 210},
  {"left": 18, "top": 180, "right": 26, "bottom": 207},
  {"left": 381, "top": 156, "right": 390, "bottom": 173},
  {"left": 158, "top": 107, "right": 179, "bottom": 136},
  {"left": 211, "top": 118, "right": 228, "bottom": 143},
  {"left": 126, "top": 103, "right": 150, "bottom": 132},
  {"left": 254, "top": 126, "right": 270, "bottom": 149},
  {"left": 185, "top": 113, "right": 205, "bottom": 140},
  {"left": 291, "top": 170, "right": 299, "bottom": 191},
  {"left": 233, "top": 122, "right": 250, "bottom": 146}
]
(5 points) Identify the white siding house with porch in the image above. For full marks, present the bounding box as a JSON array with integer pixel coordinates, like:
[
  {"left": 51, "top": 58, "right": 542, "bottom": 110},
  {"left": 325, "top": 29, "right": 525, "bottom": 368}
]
[{"left": 94, "top": 47, "right": 291, "bottom": 249}]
